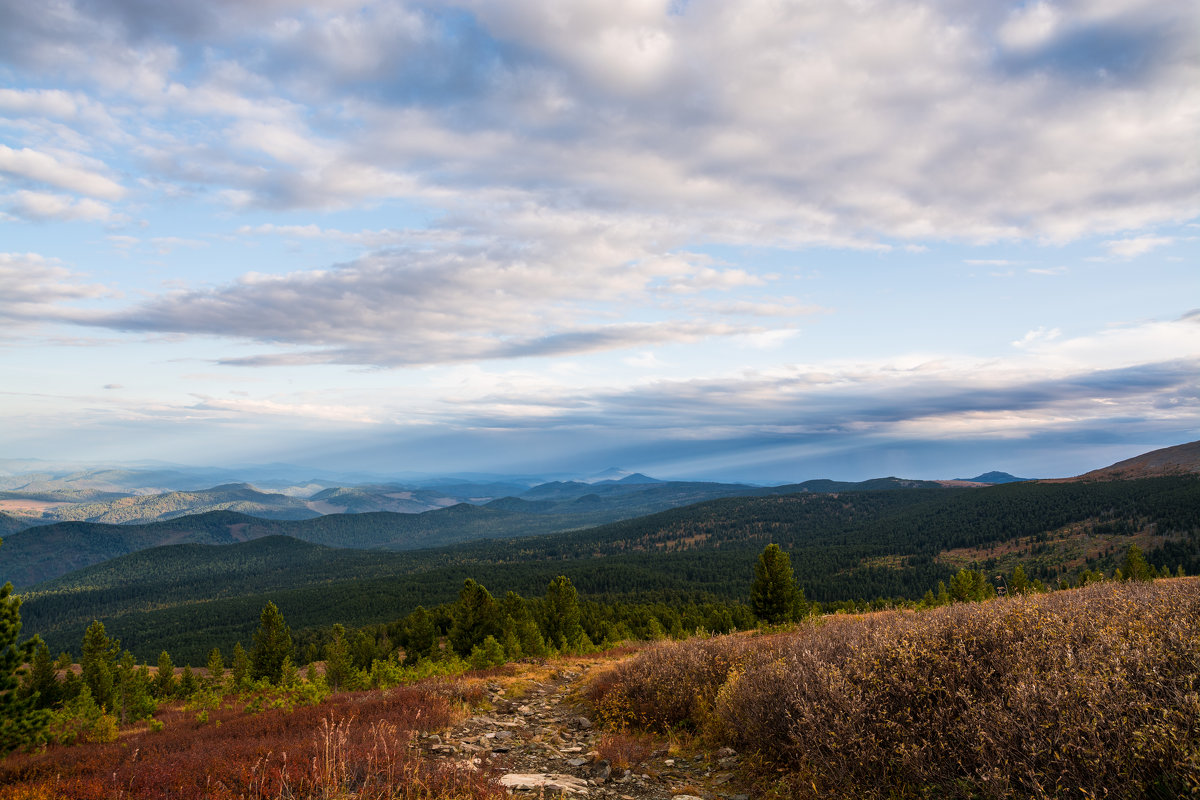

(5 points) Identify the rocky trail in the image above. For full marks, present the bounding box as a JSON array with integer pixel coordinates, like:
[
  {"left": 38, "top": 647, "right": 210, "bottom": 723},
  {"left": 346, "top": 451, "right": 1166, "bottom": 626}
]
[{"left": 415, "top": 660, "right": 750, "bottom": 800}]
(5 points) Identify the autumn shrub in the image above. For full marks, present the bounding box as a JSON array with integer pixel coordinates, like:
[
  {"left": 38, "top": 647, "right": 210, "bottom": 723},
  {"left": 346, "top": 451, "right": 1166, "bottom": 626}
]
[
  {"left": 596, "top": 731, "right": 656, "bottom": 771},
  {"left": 587, "top": 630, "right": 776, "bottom": 731},
  {"left": 0, "top": 685, "right": 503, "bottom": 800},
  {"left": 590, "top": 579, "right": 1200, "bottom": 799}
]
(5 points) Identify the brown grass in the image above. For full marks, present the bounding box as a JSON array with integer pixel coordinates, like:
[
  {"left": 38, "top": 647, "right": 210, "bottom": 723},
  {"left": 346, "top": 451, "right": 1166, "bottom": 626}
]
[{"left": 588, "top": 579, "right": 1200, "bottom": 799}]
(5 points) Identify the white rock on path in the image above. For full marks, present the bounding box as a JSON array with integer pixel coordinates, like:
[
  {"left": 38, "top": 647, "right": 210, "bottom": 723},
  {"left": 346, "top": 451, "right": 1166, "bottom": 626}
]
[{"left": 500, "top": 773, "right": 590, "bottom": 795}]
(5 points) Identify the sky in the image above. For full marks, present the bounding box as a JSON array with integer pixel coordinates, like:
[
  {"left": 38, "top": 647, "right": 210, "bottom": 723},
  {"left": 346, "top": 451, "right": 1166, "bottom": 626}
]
[{"left": 0, "top": 0, "right": 1197, "bottom": 484}]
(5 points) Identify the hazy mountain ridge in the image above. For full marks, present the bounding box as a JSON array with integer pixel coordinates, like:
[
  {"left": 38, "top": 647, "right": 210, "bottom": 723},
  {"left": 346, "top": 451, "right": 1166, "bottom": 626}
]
[{"left": 18, "top": 475, "right": 1200, "bottom": 663}]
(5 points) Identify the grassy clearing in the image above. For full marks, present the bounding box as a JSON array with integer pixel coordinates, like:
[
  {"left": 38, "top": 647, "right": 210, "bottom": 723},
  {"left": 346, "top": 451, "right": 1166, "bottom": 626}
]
[{"left": 587, "top": 579, "right": 1200, "bottom": 799}]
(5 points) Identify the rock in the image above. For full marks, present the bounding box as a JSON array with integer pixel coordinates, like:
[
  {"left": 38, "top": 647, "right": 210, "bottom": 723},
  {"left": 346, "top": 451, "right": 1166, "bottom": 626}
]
[
  {"left": 673, "top": 796, "right": 703, "bottom": 800},
  {"left": 500, "top": 773, "right": 589, "bottom": 796},
  {"left": 663, "top": 759, "right": 675, "bottom": 766},
  {"left": 567, "top": 757, "right": 588, "bottom": 767},
  {"left": 427, "top": 734, "right": 441, "bottom": 745},
  {"left": 591, "top": 760, "right": 611, "bottom": 781},
  {"left": 574, "top": 716, "right": 593, "bottom": 730},
  {"left": 493, "top": 730, "right": 514, "bottom": 741},
  {"left": 714, "top": 747, "right": 736, "bottom": 759}
]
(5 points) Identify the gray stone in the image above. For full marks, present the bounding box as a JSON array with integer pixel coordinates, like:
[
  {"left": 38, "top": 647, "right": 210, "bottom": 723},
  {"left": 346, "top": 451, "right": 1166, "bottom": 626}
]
[
  {"left": 568, "top": 757, "right": 588, "bottom": 767},
  {"left": 500, "top": 773, "right": 589, "bottom": 796}
]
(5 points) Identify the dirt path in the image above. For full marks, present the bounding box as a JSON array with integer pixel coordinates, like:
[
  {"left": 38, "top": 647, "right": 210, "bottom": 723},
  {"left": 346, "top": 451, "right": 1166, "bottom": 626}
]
[{"left": 416, "top": 660, "right": 750, "bottom": 800}]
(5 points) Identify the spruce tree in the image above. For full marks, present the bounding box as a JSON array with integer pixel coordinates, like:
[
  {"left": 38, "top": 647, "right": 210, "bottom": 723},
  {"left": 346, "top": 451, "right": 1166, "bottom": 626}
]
[
  {"left": 21, "top": 639, "right": 60, "bottom": 709},
  {"left": 81, "top": 620, "right": 120, "bottom": 710},
  {"left": 155, "top": 651, "right": 177, "bottom": 698},
  {"left": 402, "top": 606, "right": 436, "bottom": 664},
  {"left": 544, "top": 575, "right": 585, "bottom": 651},
  {"left": 205, "top": 648, "right": 225, "bottom": 687},
  {"left": 250, "top": 601, "right": 293, "bottom": 684},
  {"left": 230, "top": 642, "right": 250, "bottom": 689},
  {"left": 1121, "top": 545, "right": 1152, "bottom": 582},
  {"left": 750, "top": 543, "right": 797, "bottom": 625},
  {"left": 324, "top": 624, "right": 354, "bottom": 691},
  {"left": 1, "top": 577, "right": 50, "bottom": 754},
  {"left": 449, "top": 579, "right": 501, "bottom": 657}
]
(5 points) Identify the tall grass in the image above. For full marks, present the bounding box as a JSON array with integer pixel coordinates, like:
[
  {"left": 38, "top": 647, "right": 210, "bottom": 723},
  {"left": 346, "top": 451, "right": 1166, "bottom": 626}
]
[{"left": 588, "top": 579, "right": 1200, "bottom": 799}]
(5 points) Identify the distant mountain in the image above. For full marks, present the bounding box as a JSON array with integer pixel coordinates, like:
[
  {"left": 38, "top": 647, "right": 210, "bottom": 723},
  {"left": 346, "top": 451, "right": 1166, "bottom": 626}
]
[
  {"left": 0, "top": 474, "right": 957, "bottom": 589},
  {"left": 15, "top": 483, "right": 320, "bottom": 525},
  {"left": 1062, "top": 440, "right": 1200, "bottom": 482},
  {"left": 958, "top": 472, "right": 1029, "bottom": 484}
]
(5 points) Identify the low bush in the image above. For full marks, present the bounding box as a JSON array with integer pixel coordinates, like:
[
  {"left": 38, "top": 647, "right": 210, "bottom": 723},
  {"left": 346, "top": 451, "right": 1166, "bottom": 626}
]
[
  {"left": 0, "top": 686, "right": 503, "bottom": 800},
  {"left": 589, "top": 579, "right": 1200, "bottom": 799}
]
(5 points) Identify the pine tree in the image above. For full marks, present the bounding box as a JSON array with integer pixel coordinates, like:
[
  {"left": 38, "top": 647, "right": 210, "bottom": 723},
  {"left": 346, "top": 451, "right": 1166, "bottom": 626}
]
[
  {"left": 230, "top": 642, "right": 251, "bottom": 690},
  {"left": 178, "top": 665, "right": 198, "bottom": 697},
  {"left": 155, "top": 651, "right": 177, "bottom": 698},
  {"left": 449, "top": 579, "right": 501, "bottom": 657},
  {"left": 1122, "top": 545, "right": 1152, "bottom": 582},
  {"left": 205, "top": 648, "right": 225, "bottom": 687},
  {"left": 543, "top": 575, "right": 585, "bottom": 651},
  {"left": 402, "top": 606, "right": 436, "bottom": 664},
  {"left": 81, "top": 620, "right": 120, "bottom": 710},
  {"left": 1010, "top": 565, "right": 1030, "bottom": 595},
  {"left": 1, "top": 577, "right": 50, "bottom": 754},
  {"left": 250, "top": 602, "right": 293, "bottom": 684},
  {"left": 750, "top": 544, "right": 797, "bottom": 625},
  {"left": 324, "top": 624, "right": 354, "bottom": 691},
  {"left": 20, "top": 638, "right": 60, "bottom": 709}
]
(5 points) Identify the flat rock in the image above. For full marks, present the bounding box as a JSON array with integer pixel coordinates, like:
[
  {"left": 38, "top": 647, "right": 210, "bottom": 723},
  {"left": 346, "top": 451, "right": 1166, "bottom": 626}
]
[{"left": 500, "top": 773, "right": 589, "bottom": 795}]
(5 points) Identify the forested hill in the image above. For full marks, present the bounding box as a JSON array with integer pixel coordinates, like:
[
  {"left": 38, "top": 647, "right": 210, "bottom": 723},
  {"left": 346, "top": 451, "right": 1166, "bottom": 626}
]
[
  {"left": 17, "top": 475, "right": 1199, "bottom": 664},
  {"left": 0, "top": 476, "right": 954, "bottom": 588}
]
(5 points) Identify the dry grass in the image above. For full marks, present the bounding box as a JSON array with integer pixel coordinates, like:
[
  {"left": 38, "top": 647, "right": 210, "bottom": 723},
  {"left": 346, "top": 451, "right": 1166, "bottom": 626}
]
[{"left": 588, "top": 579, "right": 1200, "bottom": 799}]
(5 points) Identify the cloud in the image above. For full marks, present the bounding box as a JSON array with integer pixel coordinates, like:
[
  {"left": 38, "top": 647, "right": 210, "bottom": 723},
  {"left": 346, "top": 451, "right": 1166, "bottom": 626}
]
[
  {"left": 0, "top": 145, "right": 125, "bottom": 200},
  {"left": 3, "top": 190, "right": 113, "bottom": 222},
  {"left": 2, "top": 0, "right": 1195, "bottom": 242},
  {"left": 1103, "top": 236, "right": 1175, "bottom": 258},
  {"left": 0, "top": 252, "right": 108, "bottom": 323}
]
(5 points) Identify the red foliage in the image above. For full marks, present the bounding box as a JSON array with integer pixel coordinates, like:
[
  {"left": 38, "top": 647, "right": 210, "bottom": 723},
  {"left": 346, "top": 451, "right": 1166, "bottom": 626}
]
[{"left": 0, "top": 688, "right": 506, "bottom": 800}]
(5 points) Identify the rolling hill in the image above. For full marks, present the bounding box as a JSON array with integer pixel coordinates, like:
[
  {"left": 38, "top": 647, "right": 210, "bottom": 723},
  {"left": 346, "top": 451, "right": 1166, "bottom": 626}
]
[
  {"left": 0, "top": 475, "right": 951, "bottom": 588},
  {"left": 17, "top": 474, "right": 1200, "bottom": 663}
]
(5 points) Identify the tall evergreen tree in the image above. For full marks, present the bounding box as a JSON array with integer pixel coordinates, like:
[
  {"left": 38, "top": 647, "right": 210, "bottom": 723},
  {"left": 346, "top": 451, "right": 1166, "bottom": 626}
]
[
  {"left": 401, "top": 606, "right": 437, "bottom": 664},
  {"left": 20, "top": 639, "right": 60, "bottom": 709},
  {"left": 155, "top": 651, "right": 177, "bottom": 698},
  {"left": 1, "top": 575, "right": 50, "bottom": 754},
  {"left": 1121, "top": 544, "right": 1152, "bottom": 582},
  {"left": 449, "top": 579, "right": 501, "bottom": 657},
  {"left": 750, "top": 543, "right": 798, "bottom": 624},
  {"left": 543, "top": 575, "right": 585, "bottom": 651},
  {"left": 230, "top": 642, "right": 250, "bottom": 689},
  {"left": 250, "top": 602, "right": 293, "bottom": 684},
  {"left": 80, "top": 620, "right": 120, "bottom": 710},
  {"left": 205, "top": 648, "right": 225, "bottom": 687},
  {"left": 323, "top": 624, "right": 354, "bottom": 691}
]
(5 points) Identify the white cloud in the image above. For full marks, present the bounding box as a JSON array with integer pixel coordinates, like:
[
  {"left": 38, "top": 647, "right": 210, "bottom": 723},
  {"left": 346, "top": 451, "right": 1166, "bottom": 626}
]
[
  {"left": 4, "top": 190, "right": 112, "bottom": 222},
  {"left": 1103, "top": 236, "right": 1175, "bottom": 258},
  {"left": 0, "top": 145, "right": 125, "bottom": 200},
  {"left": 0, "top": 252, "right": 108, "bottom": 323}
]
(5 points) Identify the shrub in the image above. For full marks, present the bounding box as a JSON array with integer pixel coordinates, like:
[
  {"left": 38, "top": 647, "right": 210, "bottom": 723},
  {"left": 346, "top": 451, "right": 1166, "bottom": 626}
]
[{"left": 590, "top": 580, "right": 1200, "bottom": 799}]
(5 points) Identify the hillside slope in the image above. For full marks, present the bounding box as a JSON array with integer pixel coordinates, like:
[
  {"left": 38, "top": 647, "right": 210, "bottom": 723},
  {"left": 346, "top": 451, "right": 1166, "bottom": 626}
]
[
  {"left": 1061, "top": 439, "right": 1200, "bottom": 481},
  {"left": 18, "top": 476, "right": 1200, "bottom": 663}
]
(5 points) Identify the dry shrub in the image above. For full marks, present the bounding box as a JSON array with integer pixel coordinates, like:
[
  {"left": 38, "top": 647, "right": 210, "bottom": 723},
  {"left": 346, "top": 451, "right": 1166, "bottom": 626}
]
[
  {"left": 591, "top": 580, "right": 1200, "bottom": 799},
  {"left": 596, "top": 731, "right": 656, "bottom": 771},
  {"left": 0, "top": 687, "right": 505, "bottom": 800},
  {"left": 586, "top": 634, "right": 770, "bottom": 731}
]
